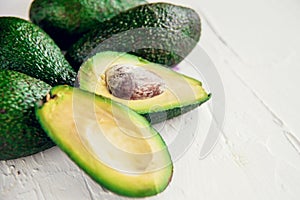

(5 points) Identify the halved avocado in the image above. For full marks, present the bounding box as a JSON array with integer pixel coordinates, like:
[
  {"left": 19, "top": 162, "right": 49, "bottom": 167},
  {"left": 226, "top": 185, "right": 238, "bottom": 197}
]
[
  {"left": 78, "top": 51, "right": 210, "bottom": 123},
  {"left": 35, "top": 85, "right": 173, "bottom": 197}
]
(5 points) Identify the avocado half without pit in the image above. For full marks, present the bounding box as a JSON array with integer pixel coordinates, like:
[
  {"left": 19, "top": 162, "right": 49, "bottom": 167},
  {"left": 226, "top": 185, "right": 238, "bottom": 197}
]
[
  {"left": 78, "top": 51, "right": 211, "bottom": 124},
  {"left": 36, "top": 85, "right": 173, "bottom": 197}
]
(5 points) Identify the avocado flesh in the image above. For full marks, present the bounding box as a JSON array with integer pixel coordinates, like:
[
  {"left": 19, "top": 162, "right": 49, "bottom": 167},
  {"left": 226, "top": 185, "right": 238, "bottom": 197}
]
[
  {"left": 30, "top": 0, "right": 147, "bottom": 50},
  {"left": 65, "top": 2, "right": 201, "bottom": 70},
  {"left": 35, "top": 85, "right": 173, "bottom": 197},
  {"left": 78, "top": 51, "right": 210, "bottom": 124},
  {"left": 0, "top": 70, "right": 53, "bottom": 160},
  {"left": 0, "top": 17, "right": 76, "bottom": 86}
]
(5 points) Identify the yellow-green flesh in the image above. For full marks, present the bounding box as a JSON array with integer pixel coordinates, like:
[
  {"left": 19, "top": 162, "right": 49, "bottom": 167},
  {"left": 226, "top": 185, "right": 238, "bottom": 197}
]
[{"left": 36, "top": 86, "right": 173, "bottom": 197}]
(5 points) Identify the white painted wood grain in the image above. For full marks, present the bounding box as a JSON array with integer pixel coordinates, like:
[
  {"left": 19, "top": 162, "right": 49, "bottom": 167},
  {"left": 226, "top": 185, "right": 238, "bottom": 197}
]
[{"left": 1, "top": 0, "right": 300, "bottom": 199}]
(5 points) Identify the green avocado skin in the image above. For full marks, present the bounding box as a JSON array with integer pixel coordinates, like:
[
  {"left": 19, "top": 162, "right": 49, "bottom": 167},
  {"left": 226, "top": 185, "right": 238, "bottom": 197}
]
[
  {"left": 0, "top": 17, "right": 76, "bottom": 86},
  {"left": 65, "top": 3, "right": 201, "bottom": 70},
  {"left": 29, "top": 0, "right": 147, "bottom": 50},
  {"left": 0, "top": 70, "right": 54, "bottom": 161},
  {"left": 143, "top": 99, "right": 211, "bottom": 124}
]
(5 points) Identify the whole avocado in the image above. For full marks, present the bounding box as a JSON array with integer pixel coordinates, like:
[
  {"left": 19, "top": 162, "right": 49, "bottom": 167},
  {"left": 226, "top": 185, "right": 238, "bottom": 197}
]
[
  {"left": 0, "top": 17, "right": 76, "bottom": 86},
  {"left": 65, "top": 2, "right": 201, "bottom": 70},
  {"left": 29, "top": 0, "right": 147, "bottom": 50},
  {"left": 0, "top": 70, "right": 54, "bottom": 160}
]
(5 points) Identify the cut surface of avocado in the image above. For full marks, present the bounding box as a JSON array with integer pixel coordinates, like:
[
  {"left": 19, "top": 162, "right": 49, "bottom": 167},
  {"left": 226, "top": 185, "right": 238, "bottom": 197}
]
[
  {"left": 35, "top": 85, "right": 173, "bottom": 197},
  {"left": 78, "top": 51, "right": 210, "bottom": 123}
]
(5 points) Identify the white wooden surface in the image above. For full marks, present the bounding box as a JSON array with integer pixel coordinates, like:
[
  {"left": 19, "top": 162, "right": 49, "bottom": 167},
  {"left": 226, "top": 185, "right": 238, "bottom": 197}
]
[{"left": 1, "top": 0, "right": 300, "bottom": 199}]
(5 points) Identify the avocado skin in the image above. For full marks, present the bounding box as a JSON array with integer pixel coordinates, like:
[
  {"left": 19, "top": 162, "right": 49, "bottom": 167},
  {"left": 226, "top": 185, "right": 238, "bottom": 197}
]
[
  {"left": 65, "top": 3, "right": 201, "bottom": 70},
  {"left": 29, "top": 0, "right": 147, "bottom": 50},
  {"left": 0, "top": 17, "right": 76, "bottom": 86},
  {"left": 143, "top": 96, "right": 211, "bottom": 124},
  {"left": 0, "top": 70, "right": 54, "bottom": 160}
]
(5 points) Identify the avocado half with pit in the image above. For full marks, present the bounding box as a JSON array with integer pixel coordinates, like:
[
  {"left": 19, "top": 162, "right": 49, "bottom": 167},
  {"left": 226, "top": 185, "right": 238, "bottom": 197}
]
[
  {"left": 36, "top": 85, "right": 173, "bottom": 197},
  {"left": 78, "top": 51, "right": 210, "bottom": 124}
]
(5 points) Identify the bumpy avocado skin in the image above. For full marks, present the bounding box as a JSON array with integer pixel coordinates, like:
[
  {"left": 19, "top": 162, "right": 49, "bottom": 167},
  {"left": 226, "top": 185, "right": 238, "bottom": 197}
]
[
  {"left": 0, "top": 70, "right": 54, "bottom": 160},
  {"left": 29, "top": 0, "right": 147, "bottom": 50},
  {"left": 0, "top": 17, "right": 76, "bottom": 86},
  {"left": 65, "top": 3, "right": 201, "bottom": 70}
]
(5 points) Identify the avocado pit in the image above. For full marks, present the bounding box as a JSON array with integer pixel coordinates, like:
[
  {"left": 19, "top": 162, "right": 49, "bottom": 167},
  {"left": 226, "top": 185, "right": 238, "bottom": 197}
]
[{"left": 104, "top": 64, "right": 165, "bottom": 100}]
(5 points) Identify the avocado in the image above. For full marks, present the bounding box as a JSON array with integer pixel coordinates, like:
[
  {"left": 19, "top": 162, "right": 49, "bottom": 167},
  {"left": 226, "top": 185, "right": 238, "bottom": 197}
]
[
  {"left": 0, "top": 70, "right": 54, "bottom": 160},
  {"left": 77, "top": 51, "right": 210, "bottom": 124},
  {"left": 0, "top": 17, "right": 76, "bottom": 86},
  {"left": 29, "top": 0, "right": 147, "bottom": 50},
  {"left": 65, "top": 2, "right": 201, "bottom": 70},
  {"left": 35, "top": 85, "right": 173, "bottom": 197}
]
